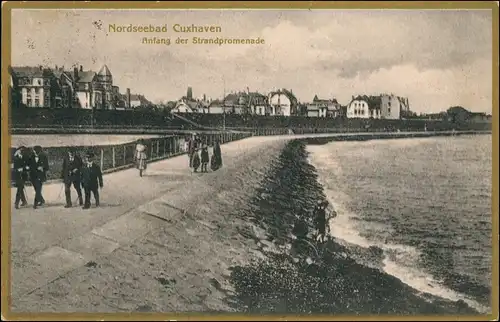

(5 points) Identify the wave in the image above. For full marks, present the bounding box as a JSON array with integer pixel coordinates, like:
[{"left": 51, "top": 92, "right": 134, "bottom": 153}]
[{"left": 306, "top": 143, "right": 490, "bottom": 314}]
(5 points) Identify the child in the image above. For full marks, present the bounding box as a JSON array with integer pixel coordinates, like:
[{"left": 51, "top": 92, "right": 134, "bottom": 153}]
[
  {"left": 81, "top": 151, "right": 103, "bottom": 209},
  {"left": 200, "top": 144, "right": 209, "bottom": 173}
]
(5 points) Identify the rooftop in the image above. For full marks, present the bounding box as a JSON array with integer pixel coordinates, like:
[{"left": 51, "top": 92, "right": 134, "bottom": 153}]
[{"left": 98, "top": 64, "right": 112, "bottom": 77}]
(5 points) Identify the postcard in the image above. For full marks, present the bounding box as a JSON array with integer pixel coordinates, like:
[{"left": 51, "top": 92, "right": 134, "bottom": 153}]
[{"left": 2, "top": 1, "right": 498, "bottom": 321}]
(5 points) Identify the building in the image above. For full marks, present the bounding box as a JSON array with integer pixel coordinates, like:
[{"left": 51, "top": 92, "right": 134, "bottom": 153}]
[
  {"left": 380, "top": 94, "right": 401, "bottom": 119},
  {"left": 171, "top": 87, "right": 202, "bottom": 112},
  {"left": 208, "top": 99, "right": 224, "bottom": 114},
  {"left": 347, "top": 95, "right": 381, "bottom": 119},
  {"left": 10, "top": 63, "right": 144, "bottom": 111},
  {"left": 10, "top": 66, "right": 58, "bottom": 108},
  {"left": 469, "top": 112, "right": 492, "bottom": 123},
  {"left": 171, "top": 98, "right": 199, "bottom": 113},
  {"left": 398, "top": 96, "right": 410, "bottom": 114},
  {"left": 72, "top": 66, "right": 102, "bottom": 109},
  {"left": 222, "top": 90, "right": 268, "bottom": 115},
  {"left": 52, "top": 66, "right": 77, "bottom": 108},
  {"left": 129, "top": 93, "right": 153, "bottom": 108},
  {"left": 111, "top": 85, "right": 127, "bottom": 110},
  {"left": 97, "top": 64, "right": 113, "bottom": 109},
  {"left": 306, "top": 95, "right": 341, "bottom": 118},
  {"left": 268, "top": 89, "right": 298, "bottom": 116}
]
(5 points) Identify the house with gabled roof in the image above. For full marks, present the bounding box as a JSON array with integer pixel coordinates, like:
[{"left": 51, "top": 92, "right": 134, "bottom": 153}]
[
  {"left": 268, "top": 88, "right": 298, "bottom": 116},
  {"left": 70, "top": 65, "right": 103, "bottom": 110},
  {"left": 9, "top": 66, "right": 59, "bottom": 108},
  {"left": 347, "top": 95, "right": 382, "bottom": 119},
  {"left": 222, "top": 90, "right": 268, "bottom": 115},
  {"left": 306, "top": 95, "right": 342, "bottom": 118},
  {"left": 171, "top": 98, "right": 200, "bottom": 113}
]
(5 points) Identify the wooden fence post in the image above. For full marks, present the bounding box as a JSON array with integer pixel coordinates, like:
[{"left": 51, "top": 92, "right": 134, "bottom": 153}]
[
  {"left": 157, "top": 140, "right": 159, "bottom": 158},
  {"left": 163, "top": 139, "right": 166, "bottom": 157},
  {"left": 123, "top": 145, "right": 126, "bottom": 165},
  {"left": 112, "top": 146, "right": 116, "bottom": 168}
]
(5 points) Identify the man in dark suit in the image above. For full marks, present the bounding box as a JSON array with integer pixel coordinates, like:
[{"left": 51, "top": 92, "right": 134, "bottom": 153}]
[
  {"left": 13, "top": 146, "right": 29, "bottom": 209},
  {"left": 81, "top": 151, "right": 103, "bottom": 209},
  {"left": 29, "top": 145, "right": 49, "bottom": 209},
  {"left": 61, "top": 147, "right": 83, "bottom": 208}
]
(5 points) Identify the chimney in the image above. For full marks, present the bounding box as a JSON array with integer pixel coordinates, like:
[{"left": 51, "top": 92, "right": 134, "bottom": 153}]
[
  {"left": 80, "top": 65, "right": 83, "bottom": 72},
  {"left": 39, "top": 65, "right": 43, "bottom": 71},
  {"left": 203, "top": 94, "right": 206, "bottom": 101},
  {"left": 55, "top": 65, "right": 58, "bottom": 70},
  {"left": 73, "top": 66, "right": 79, "bottom": 80},
  {"left": 126, "top": 88, "right": 131, "bottom": 108}
]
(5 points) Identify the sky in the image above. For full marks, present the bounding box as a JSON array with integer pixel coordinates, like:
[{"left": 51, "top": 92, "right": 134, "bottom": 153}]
[{"left": 11, "top": 9, "right": 493, "bottom": 113}]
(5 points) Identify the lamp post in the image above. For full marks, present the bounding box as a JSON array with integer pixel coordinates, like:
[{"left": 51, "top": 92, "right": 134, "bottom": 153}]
[{"left": 223, "top": 77, "right": 226, "bottom": 131}]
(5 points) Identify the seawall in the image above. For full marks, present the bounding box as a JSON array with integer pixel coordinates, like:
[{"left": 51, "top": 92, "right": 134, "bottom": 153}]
[{"left": 225, "top": 139, "right": 480, "bottom": 315}]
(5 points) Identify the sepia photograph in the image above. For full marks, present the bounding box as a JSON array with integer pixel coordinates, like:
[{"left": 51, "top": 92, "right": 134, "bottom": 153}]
[{"left": 2, "top": 1, "right": 498, "bottom": 320}]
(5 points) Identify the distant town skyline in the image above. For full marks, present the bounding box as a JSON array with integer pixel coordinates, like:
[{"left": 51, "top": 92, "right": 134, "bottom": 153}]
[{"left": 11, "top": 9, "right": 493, "bottom": 113}]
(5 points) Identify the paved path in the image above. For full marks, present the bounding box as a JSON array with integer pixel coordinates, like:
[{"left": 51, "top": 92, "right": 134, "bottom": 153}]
[{"left": 9, "top": 135, "right": 286, "bottom": 304}]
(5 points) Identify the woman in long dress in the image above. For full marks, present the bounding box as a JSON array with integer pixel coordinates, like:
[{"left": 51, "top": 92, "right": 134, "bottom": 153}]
[
  {"left": 192, "top": 149, "right": 201, "bottom": 173},
  {"left": 210, "top": 139, "right": 223, "bottom": 171},
  {"left": 134, "top": 139, "right": 148, "bottom": 177}
]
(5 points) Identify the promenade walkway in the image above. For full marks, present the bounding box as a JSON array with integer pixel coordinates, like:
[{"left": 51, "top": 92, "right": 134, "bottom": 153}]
[
  {"left": 7, "top": 131, "right": 486, "bottom": 313},
  {"left": 9, "top": 135, "right": 286, "bottom": 310}
]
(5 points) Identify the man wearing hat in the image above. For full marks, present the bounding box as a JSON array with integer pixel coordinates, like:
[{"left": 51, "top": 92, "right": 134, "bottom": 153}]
[
  {"left": 61, "top": 147, "right": 84, "bottom": 208},
  {"left": 80, "top": 151, "right": 103, "bottom": 209},
  {"left": 13, "top": 146, "right": 29, "bottom": 209},
  {"left": 28, "top": 145, "right": 49, "bottom": 209},
  {"left": 314, "top": 200, "right": 330, "bottom": 243}
]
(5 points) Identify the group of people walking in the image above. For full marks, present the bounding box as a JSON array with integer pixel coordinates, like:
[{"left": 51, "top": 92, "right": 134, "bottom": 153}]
[
  {"left": 13, "top": 145, "right": 49, "bottom": 209},
  {"left": 12, "top": 146, "right": 104, "bottom": 210},
  {"left": 186, "top": 134, "right": 223, "bottom": 173},
  {"left": 13, "top": 136, "right": 224, "bottom": 210}
]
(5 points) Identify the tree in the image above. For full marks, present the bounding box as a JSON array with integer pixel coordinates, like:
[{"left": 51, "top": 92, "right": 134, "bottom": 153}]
[{"left": 447, "top": 106, "right": 470, "bottom": 124}]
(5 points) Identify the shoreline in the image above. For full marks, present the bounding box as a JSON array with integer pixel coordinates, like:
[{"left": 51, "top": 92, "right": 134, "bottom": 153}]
[
  {"left": 305, "top": 139, "right": 491, "bottom": 314},
  {"left": 226, "top": 139, "right": 482, "bottom": 315}
]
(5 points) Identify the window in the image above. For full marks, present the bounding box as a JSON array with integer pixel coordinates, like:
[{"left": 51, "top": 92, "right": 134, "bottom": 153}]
[
  {"left": 21, "top": 88, "right": 28, "bottom": 103},
  {"left": 34, "top": 98, "right": 40, "bottom": 107},
  {"left": 388, "top": 101, "right": 391, "bottom": 107},
  {"left": 388, "top": 107, "right": 391, "bottom": 115}
]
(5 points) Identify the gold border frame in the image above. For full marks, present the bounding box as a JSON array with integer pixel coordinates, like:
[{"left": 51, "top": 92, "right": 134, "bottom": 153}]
[{"left": 1, "top": 1, "right": 498, "bottom": 321}]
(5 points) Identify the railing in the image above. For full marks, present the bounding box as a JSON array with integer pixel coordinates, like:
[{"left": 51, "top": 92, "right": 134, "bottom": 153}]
[{"left": 10, "top": 131, "right": 251, "bottom": 184}]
